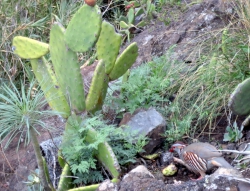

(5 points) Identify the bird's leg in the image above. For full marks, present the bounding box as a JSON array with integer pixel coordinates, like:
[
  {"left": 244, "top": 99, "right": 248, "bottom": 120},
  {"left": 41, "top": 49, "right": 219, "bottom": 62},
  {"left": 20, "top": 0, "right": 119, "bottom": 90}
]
[
  {"left": 173, "top": 157, "right": 186, "bottom": 166},
  {"left": 190, "top": 172, "right": 205, "bottom": 181},
  {"left": 174, "top": 157, "right": 206, "bottom": 181}
]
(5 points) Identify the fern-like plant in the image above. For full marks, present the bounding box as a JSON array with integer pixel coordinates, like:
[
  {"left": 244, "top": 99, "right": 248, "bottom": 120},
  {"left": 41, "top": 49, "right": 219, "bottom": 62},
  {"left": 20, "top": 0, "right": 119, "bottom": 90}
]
[
  {"left": 60, "top": 115, "right": 147, "bottom": 185},
  {"left": 0, "top": 81, "right": 61, "bottom": 191}
]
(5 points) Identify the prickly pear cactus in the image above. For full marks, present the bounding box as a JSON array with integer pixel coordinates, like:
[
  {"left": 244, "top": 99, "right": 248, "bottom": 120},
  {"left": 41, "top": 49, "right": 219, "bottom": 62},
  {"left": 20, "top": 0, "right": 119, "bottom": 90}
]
[
  {"left": 228, "top": 78, "right": 250, "bottom": 115},
  {"left": 96, "top": 21, "right": 122, "bottom": 74},
  {"left": 50, "top": 23, "right": 85, "bottom": 113},
  {"left": 109, "top": 42, "right": 138, "bottom": 81},
  {"left": 12, "top": 3, "right": 140, "bottom": 189},
  {"left": 30, "top": 57, "right": 70, "bottom": 118},
  {"left": 12, "top": 36, "right": 49, "bottom": 59},
  {"left": 65, "top": 5, "right": 102, "bottom": 52}
]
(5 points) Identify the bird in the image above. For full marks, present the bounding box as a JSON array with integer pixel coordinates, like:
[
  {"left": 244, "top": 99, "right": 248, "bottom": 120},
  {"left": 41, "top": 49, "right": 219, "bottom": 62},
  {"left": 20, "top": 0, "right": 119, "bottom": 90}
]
[{"left": 169, "top": 142, "right": 233, "bottom": 180}]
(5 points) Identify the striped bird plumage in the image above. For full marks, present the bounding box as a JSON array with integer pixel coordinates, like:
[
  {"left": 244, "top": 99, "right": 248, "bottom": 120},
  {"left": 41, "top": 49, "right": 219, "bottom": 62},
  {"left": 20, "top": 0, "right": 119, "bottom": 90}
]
[
  {"left": 182, "top": 151, "right": 207, "bottom": 174},
  {"left": 169, "top": 142, "right": 233, "bottom": 179}
]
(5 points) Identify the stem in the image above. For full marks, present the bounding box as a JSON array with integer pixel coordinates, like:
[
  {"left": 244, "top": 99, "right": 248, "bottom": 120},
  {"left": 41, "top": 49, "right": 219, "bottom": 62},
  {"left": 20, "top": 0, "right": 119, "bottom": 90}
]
[{"left": 29, "top": 127, "right": 53, "bottom": 191}]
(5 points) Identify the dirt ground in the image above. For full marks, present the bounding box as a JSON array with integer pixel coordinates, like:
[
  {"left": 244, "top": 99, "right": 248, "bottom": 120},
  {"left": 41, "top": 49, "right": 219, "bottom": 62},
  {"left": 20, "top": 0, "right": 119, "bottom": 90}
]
[{"left": 0, "top": 115, "right": 65, "bottom": 191}]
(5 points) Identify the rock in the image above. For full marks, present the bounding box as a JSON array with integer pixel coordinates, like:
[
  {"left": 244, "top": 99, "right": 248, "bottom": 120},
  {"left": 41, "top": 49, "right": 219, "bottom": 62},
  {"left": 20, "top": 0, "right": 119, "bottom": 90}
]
[
  {"left": 209, "top": 167, "right": 243, "bottom": 180},
  {"left": 238, "top": 182, "right": 250, "bottom": 191},
  {"left": 40, "top": 137, "right": 62, "bottom": 188},
  {"left": 204, "top": 167, "right": 245, "bottom": 191},
  {"left": 129, "top": 0, "right": 235, "bottom": 68},
  {"left": 97, "top": 179, "right": 118, "bottom": 191},
  {"left": 119, "top": 165, "right": 166, "bottom": 191},
  {"left": 160, "top": 151, "right": 174, "bottom": 166},
  {"left": 117, "top": 165, "right": 246, "bottom": 191},
  {"left": 120, "top": 107, "right": 166, "bottom": 154}
]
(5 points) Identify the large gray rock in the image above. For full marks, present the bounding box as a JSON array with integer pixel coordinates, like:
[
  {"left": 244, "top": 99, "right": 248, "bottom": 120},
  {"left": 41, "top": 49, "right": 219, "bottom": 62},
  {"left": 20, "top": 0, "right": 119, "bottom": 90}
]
[{"left": 120, "top": 108, "right": 166, "bottom": 154}]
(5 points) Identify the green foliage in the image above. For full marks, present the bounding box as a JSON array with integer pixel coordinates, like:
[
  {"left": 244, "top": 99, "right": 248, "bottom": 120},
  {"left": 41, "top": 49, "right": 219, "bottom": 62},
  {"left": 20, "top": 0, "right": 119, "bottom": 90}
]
[
  {"left": 60, "top": 115, "right": 147, "bottom": 185},
  {"left": 167, "top": 44, "right": 250, "bottom": 138},
  {"left": 0, "top": 80, "right": 58, "bottom": 190},
  {"left": 110, "top": 132, "right": 148, "bottom": 165},
  {"left": 61, "top": 116, "right": 106, "bottom": 184},
  {"left": 106, "top": 52, "right": 182, "bottom": 113},
  {"left": 164, "top": 115, "right": 193, "bottom": 142},
  {"left": 0, "top": 80, "right": 60, "bottom": 150},
  {"left": 223, "top": 121, "right": 243, "bottom": 142},
  {"left": 24, "top": 169, "right": 43, "bottom": 191},
  {"left": 118, "top": 3, "right": 147, "bottom": 42}
]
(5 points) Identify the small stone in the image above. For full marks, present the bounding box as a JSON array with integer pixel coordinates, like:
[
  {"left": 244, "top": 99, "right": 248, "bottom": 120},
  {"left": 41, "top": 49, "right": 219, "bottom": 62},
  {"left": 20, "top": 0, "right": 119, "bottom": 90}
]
[{"left": 160, "top": 151, "right": 174, "bottom": 166}]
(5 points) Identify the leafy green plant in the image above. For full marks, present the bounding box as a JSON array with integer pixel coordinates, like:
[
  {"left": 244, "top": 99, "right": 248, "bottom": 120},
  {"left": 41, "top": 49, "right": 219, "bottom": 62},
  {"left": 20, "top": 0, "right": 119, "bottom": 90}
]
[
  {"left": 223, "top": 121, "right": 243, "bottom": 142},
  {"left": 23, "top": 169, "right": 43, "bottom": 191},
  {"left": 61, "top": 116, "right": 108, "bottom": 185},
  {"left": 164, "top": 114, "right": 193, "bottom": 142},
  {"left": 106, "top": 50, "right": 183, "bottom": 114},
  {"left": 60, "top": 115, "right": 147, "bottom": 185},
  {"left": 119, "top": 6, "right": 146, "bottom": 42},
  {"left": 0, "top": 81, "right": 59, "bottom": 191}
]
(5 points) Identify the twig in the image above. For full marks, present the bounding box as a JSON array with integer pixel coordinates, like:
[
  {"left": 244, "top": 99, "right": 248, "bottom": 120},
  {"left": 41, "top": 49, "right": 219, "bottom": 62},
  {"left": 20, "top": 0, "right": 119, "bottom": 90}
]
[
  {"left": 0, "top": 144, "right": 15, "bottom": 173},
  {"left": 215, "top": 149, "right": 250, "bottom": 155}
]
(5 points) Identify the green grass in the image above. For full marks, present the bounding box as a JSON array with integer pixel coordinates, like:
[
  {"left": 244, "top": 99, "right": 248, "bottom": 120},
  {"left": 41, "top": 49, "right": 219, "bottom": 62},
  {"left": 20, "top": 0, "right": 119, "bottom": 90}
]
[
  {"left": 0, "top": 0, "right": 86, "bottom": 87},
  {"left": 0, "top": 80, "right": 60, "bottom": 149}
]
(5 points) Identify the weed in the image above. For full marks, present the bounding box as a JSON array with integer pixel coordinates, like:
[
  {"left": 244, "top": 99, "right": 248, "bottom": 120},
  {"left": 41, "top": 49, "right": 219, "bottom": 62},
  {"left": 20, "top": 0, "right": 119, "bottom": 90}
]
[
  {"left": 106, "top": 48, "right": 184, "bottom": 115},
  {"left": 223, "top": 121, "right": 243, "bottom": 142},
  {"left": 60, "top": 115, "right": 147, "bottom": 185}
]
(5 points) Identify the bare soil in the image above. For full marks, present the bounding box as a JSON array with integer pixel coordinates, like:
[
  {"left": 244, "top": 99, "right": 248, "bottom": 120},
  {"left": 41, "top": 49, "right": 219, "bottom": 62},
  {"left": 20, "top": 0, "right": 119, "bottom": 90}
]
[{"left": 0, "top": 115, "right": 64, "bottom": 191}]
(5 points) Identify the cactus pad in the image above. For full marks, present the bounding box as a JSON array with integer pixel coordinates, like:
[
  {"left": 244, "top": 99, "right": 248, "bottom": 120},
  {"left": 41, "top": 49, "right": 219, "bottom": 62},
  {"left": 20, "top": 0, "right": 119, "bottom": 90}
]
[
  {"left": 50, "top": 23, "right": 85, "bottom": 112},
  {"left": 85, "top": 60, "right": 106, "bottom": 111},
  {"left": 65, "top": 5, "right": 102, "bottom": 52},
  {"left": 85, "top": 128, "right": 121, "bottom": 178},
  {"left": 12, "top": 36, "right": 49, "bottom": 59},
  {"left": 90, "top": 74, "right": 109, "bottom": 113},
  {"left": 96, "top": 21, "right": 122, "bottom": 74},
  {"left": 109, "top": 42, "right": 138, "bottom": 81},
  {"left": 57, "top": 164, "right": 73, "bottom": 191},
  {"left": 30, "top": 58, "right": 70, "bottom": 118},
  {"left": 228, "top": 78, "right": 250, "bottom": 115}
]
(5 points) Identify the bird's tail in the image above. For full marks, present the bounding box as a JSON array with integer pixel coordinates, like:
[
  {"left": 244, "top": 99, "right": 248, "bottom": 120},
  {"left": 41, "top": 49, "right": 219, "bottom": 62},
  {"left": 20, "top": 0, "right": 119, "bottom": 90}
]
[{"left": 211, "top": 157, "right": 233, "bottom": 168}]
